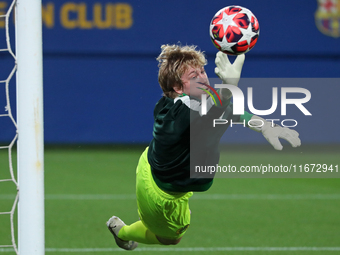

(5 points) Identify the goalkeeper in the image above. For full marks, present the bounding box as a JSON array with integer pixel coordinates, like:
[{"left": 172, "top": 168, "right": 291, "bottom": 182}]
[{"left": 107, "top": 44, "right": 301, "bottom": 250}]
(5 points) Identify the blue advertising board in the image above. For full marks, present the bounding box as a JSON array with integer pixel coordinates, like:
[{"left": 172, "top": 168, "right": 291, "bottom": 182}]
[{"left": 0, "top": 0, "right": 339, "bottom": 144}]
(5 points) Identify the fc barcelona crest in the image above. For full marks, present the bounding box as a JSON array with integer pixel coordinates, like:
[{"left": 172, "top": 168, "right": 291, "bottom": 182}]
[{"left": 315, "top": 0, "right": 340, "bottom": 37}]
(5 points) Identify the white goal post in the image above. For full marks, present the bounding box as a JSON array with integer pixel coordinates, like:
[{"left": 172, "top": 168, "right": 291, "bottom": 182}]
[{"left": 15, "top": 0, "right": 45, "bottom": 254}]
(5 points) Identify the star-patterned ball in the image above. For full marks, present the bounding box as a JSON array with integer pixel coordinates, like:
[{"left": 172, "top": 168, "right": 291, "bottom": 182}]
[{"left": 209, "top": 6, "right": 260, "bottom": 55}]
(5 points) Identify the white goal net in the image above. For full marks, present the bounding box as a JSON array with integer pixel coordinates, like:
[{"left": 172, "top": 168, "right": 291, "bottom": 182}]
[{"left": 0, "top": 0, "right": 18, "bottom": 253}]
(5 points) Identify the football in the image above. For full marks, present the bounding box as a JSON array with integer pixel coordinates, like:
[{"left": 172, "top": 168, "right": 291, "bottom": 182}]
[{"left": 209, "top": 6, "right": 260, "bottom": 55}]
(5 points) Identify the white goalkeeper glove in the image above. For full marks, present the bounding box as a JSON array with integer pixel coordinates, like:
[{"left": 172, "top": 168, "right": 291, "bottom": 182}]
[
  {"left": 214, "top": 51, "right": 245, "bottom": 99},
  {"left": 215, "top": 51, "right": 245, "bottom": 86},
  {"left": 249, "top": 115, "right": 301, "bottom": 151}
]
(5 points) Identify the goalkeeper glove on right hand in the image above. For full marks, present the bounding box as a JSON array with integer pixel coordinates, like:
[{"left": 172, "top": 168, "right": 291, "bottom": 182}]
[
  {"left": 214, "top": 51, "right": 245, "bottom": 86},
  {"left": 214, "top": 52, "right": 245, "bottom": 99}
]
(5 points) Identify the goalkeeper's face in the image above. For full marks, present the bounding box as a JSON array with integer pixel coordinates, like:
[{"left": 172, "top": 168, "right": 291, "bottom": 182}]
[{"left": 178, "top": 65, "right": 210, "bottom": 99}]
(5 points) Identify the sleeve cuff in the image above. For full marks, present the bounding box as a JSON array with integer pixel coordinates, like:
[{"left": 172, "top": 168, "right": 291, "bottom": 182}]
[{"left": 239, "top": 111, "right": 253, "bottom": 127}]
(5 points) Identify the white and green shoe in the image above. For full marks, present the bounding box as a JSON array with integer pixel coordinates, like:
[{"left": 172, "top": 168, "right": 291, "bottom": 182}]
[{"left": 106, "top": 216, "right": 138, "bottom": 250}]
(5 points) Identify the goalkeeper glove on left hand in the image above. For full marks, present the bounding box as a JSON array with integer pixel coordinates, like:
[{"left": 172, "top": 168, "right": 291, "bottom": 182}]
[{"left": 249, "top": 115, "right": 301, "bottom": 151}]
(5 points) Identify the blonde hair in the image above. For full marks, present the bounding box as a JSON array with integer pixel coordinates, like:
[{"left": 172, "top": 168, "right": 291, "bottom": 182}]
[{"left": 156, "top": 44, "right": 207, "bottom": 98}]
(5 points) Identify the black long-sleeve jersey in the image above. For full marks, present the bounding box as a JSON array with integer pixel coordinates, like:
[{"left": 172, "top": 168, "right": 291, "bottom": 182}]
[{"left": 147, "top": 94, "right": 248, "bottom": 193}]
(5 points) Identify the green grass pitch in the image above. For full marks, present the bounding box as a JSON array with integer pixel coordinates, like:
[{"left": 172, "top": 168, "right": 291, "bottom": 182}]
[{"left": 0, "top": 145, "right": 340, "bottom": 255}]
